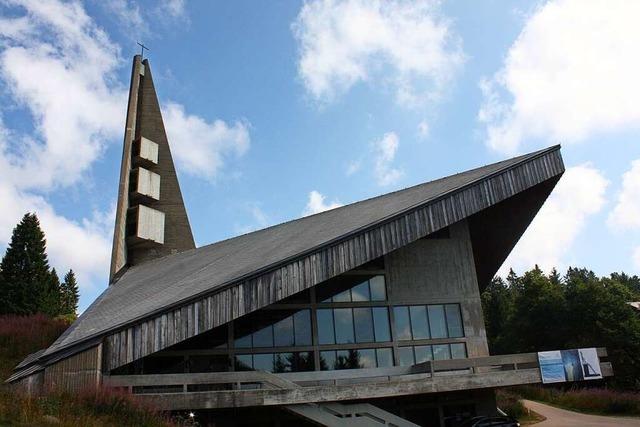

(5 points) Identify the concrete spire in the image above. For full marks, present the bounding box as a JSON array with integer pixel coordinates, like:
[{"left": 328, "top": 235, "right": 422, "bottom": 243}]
[{"left": 109, "top": 55, "right": 195, "bottom": 283}]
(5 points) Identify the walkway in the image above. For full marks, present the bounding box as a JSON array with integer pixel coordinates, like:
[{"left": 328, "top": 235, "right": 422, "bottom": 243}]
[{"left": 522, "top": 399, "right": 640, "bottom": 427}]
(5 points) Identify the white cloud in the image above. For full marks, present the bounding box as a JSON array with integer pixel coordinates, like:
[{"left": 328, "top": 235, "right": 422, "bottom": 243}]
[
  {"left": 373, "top": 132, "right": 403, "bottom": 186},
  {"left": 302, "top": 190, "right": 343, "bottom": 216},
  {"left": 104, "top": 0, "right": 147, "bottom": 34},
  {"left": 479, "top": 0, "right": 640, "bottom": 154},
  {"left": 163, "top": 103, "right": 250, "bottom": 180},
  {"left": 159, "top": 0, "right": 187, "bottom": 18},
  {"left": 292, "top": 0, "right": 464, "bottom": 107},
  {"left": 418, "top": 120, "right": 430, "bottom": 139},
  {"left": 235, "top": 203, "right": 270, "bottom": 235},
  {"left": 608, "top": 159, "right": 640, "bottom": 231},
  {"left": 500, "top": 164, "right": 608, "bottom": 274},
  {"left": 0, "top": 180, "right": 111, "bottom": 292}
]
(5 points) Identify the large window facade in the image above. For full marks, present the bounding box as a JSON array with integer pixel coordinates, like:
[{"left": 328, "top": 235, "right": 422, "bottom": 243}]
[{"left": 121, "top": 274, "right": 468, "bottom": 375}]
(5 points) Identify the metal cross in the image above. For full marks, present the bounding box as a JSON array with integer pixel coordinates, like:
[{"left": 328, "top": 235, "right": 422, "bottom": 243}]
[{"left": 137, "top": 42, "right": 149, "bottom": 59}]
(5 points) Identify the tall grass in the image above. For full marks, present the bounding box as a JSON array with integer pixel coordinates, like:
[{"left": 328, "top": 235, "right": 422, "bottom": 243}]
[
  {"left": 0, "top": 387, "right": 178, "bottom": 426},
  {"left": 516, "top": 385, "right": 640, "bottom": 416},
  {"left": 0, "top": 313, "right": 70, "bottom": 380}
]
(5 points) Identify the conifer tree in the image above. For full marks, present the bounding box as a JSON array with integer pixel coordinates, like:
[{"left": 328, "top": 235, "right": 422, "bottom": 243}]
[
  {"left": 61, "top": 269, "right": 79, "bottom": 316},
  {"left": 0, "top": 213, "right": 52, "bottom": 314},
  {"left": 40, "top": 268, "right": 62, "bottom": 316}
]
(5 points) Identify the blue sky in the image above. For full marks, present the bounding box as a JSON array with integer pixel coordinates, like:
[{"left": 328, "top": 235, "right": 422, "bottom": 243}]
[{"left": 1, "top": 0, "right": 639, "bottom": 311}]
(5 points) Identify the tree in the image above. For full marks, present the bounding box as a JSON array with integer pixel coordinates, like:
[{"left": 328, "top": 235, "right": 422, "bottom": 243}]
[
  {"left": 481, "top": 276, "right": 515, "bottom": 354},
  {"left": 61, "top": 269, "right": 79, "bottom": 317},
  {"left": 0, "top": 213, "right": 52, "bottom": 314},
  {"left": 39, "top": 268, "right": 62, "bottom": 317}
]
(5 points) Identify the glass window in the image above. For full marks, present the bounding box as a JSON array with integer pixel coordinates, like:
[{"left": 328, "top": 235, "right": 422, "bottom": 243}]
[
  {"left": 372, "top": 307, "right": 391, "bottom": 342},
  {"left": 446, "top": 304, "right": 464, "bottom": 338},
  {"left": 273, "top": 316, "right": 294, "bottom": 347},
  {"left": 369, "top": 276, "right": 387, "bottom": 301},
  {"left": 334, "top": 308, "right": 355, "bottom": 344},
  {"left": 292, "top": 352, "right": 314, "bottom": 372},
  {"left": 394, "top": 306, "right": 412, "bottom": 340},
  {"left": 414, "top": 345, "right": 433, "bottom": 363},
  {"left": 409, "top": 305, "right": 430, "bottom": 340},
  {"left": 294, "top": 310, "right": 312, "bottom": 346},
  {"left": 320, "top": 350, "right": 336, "bottom": 370},
  {"left": 376, "top": 348, "right": 393, "bottom": 367},
  {"left": 358, "top": 349, "right": 377, "bottom": 368},
  {"left": 398, "top": 346, "right": 415, "bottom": 366},
  {"left": 235, "top": 354, "right": 252, "bottom": 371},
  {"left": 333, "top": 289, "right": 351, "bottom": 302},
  {"left": 433, "top": 344, "right": 451, "bottom": 360},
  {"left": 351, "top": 280, "right": 371, "bottom": 301},
  {"left": 428, "top": 305, "right": 447, "bottom": 339},
  {"left": 253, "top": 325, "right": 274, "bottom": 348},
  {"left": 317, "top": 309, "right": 335, "bottom": 345},
  {"left": 273, "top": 353, "right": 293, "bottom": 373},
  {"left": 336, "top": 349, "right": 362, "bottom": 369},
  {"left": 253, "top": 353, "right": 274, "bottom": 371},
  {"left": 354, "top": 308, "right": 374, "bottom": 343},
  {"left": 450, "top": 343, "right": 466, "bottom": 359},
  {"left": 234, "top": 334, "right": 252, "bottom": 349}
]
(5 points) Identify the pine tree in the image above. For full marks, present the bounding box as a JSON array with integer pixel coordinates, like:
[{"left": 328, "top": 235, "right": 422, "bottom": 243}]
[
  {"left": 40, "top": 268, "right": 62, "bottom": 316},
  {"left": 0, "top": 213, "right": 52, "bottom": 314},
  {"left": 61, "top": 269, "right": 80, "bottom": 316}
]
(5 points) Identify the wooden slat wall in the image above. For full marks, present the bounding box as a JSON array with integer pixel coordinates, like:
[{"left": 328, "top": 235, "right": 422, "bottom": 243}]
[
  {"left": 44, "top": 344, "right": 102, "bottom": 392},
  {"left": 104, "top": 149, "right": 564, "bottom": 371}
]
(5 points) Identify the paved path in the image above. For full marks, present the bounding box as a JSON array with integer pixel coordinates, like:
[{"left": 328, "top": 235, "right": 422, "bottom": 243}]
[{"left": 522, "top": 399, "right": 640, "bottom": 427}]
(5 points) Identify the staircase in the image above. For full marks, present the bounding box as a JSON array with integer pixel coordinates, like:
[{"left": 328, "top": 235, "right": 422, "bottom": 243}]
[{"left": 257, "top": 371, "right": 418, "bottom": 426}]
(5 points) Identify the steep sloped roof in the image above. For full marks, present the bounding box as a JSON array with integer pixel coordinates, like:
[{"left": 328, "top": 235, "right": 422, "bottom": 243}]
[{"left": 40, "top": 146, "right": 560, "bottom": 360}]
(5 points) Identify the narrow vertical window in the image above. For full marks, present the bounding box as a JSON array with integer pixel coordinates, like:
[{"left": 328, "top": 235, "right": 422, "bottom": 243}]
[
  {"left": 450, "top": 343, "right": 467, "bottom": 359},
  {"left": 334, "top": 308, "right": 355, "bottom": 344},
  {"left": 235, "top": 354, "right": 252, "bottom": 371},
  {"left": 253, "top": 325, "right": 274, "bottom": 348},
  {"left": 409, "top": 305, "right": 430, "bottom": 339},
  {"left": 253, "top": 353, "right": 274, "bottom": 371},
  {"left": 393, "top": 306, "right": 412, "bottom": 340},
  {"left": 294, "top": 309, "right": 312, "bottom": 346},
  {"left": 320, "top": 350, "right": 336, "bottom": 370},
  {"left": 333, "top": 289, "right": 351, "bottom": 302},
  {"left": 353, "top": 307, "right": 374, "bottom": 343},
  {"left": 414, "top": 345, "right": 433, "bottom": 363},
  {"left": 358, "top": 349, "right": 376, "bottom": 368},
  {"left": 445, "top": 304, "right": 464, "bottom": 338},
  {"left": 428, "top": 305, "right": 447, "bottom": 339},
  {"left": 432, "top": 344, "right": 451, "bottom": 360},
  {"left": 369, "top": 276, "right": 387, "bottom": 301},
  {"left": 273, "top": 316, "right": 293, "bottom": 347},
  {"left": 317, "top": 309, "right": 335, "bottom": 345},
  {"left": 234, "top": 333, "right": 252, "bottom": 349},
  {"left": 372, "top": 307, "right": 391, "bottom": 342}
]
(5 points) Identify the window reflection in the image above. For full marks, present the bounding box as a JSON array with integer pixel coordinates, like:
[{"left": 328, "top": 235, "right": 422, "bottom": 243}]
[
  {"left": 234, "top": 352, "right": 314, "bottom": 373},
  {"left": 397, "top": 347, "right": 415, "bottom": 366},
  {"left": 273, "top": 316, "right": 293, "bottom": 347},
  {"left": 376, "top": 348, "right": 393, "bottom": 367},
  {"left": 372, "top": 307, "right": 391, "bottom": 342},
  {"left": 369, "top": 276, "right": 387, "bottom": 301},
  {"left": 320, "top": 348, "right": 393, "bottom": 370},
  {"left": 351, "top": 281, "right": 370, "bottom": 301},
  {"left": 445, "top": 304, "right": 464, "bottom": 338},
  {"left": 428, "top": 305, "right": 447, "bottom": 339},
  {"left": 235, "top": 309, "right": 312, "bottom": 349},
  {"left": 321, "top": 275, "right": 387, "bottom": 303},
  {"left": 414, "top": 345, "right": 433, "bottom": 363},
  {"left": 317, "top": 309, "right": 335, "bottom": 345},
  {"left": 294, "top": 310, "right": 312, "bottom": 346},
  {"left": 394, "top": 306, "right": 412, "bottom": 340},
  {"left": 353, "top": 308, "right": 374, "bottom": 343},
  {"left": 334, "top": 308, "right": 355, "bottom": 344},
  {"left": 409, "top": 305, "right": 430, "bottom": 340},
  {"left": 432, "top": 344, "right": 451, "bottom": 360}
]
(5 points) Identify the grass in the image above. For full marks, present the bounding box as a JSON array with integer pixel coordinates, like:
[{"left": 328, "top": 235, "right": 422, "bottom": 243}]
[
  {"left": 0, "top": 314, "right": 185, "bottom": 427},
  {"left": 515, "top": 385, "right": 640, "bottom": 417}
]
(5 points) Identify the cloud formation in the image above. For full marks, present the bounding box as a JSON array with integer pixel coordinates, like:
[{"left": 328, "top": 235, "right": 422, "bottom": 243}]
[
  {"left": 478, "top": 0, "right": 640, "bottom": 154},
  {"left": 608, "top": 159, "right": 640, "bottom": 231},
  {"left": 500, "top": 164, "right": 608, "bottom": 274},
  {"left": 163, "top": 103, "right": 250, "bottom": 180},
  {"left": 373, "top": 132, "right": 402, "bottom": 186},
  {"left": 302, "top": 190, "right": 343, "bottom": 216},
  {"left": 292, "top": 0, "right": 463, "bottom": 107}
]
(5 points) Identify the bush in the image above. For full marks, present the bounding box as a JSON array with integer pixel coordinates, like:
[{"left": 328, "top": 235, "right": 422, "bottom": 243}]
[
  {"left": 0, "top": 314, "right": 70, "bottom": 380},
  {"left": 516, "top": 385, "right": 640, "bottom": 416},
  {"left": 496, "top": 389, "right": 526, "bottom": 418}
]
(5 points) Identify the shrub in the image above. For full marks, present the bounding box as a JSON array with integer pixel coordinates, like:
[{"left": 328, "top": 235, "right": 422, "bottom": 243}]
[
  {"left": 496, "top": 389, "right": 526, "bottom": 418},
  {"left": 516, "top": 385, "right": 640, "bottom": 416}
]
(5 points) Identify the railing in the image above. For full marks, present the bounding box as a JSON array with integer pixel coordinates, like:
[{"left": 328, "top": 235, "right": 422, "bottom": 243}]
[{"left": 103, "top": 348, "right": 612, "bottom": 410}]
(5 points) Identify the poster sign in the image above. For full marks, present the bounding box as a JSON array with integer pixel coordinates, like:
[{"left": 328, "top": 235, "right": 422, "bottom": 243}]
[{"left": 538, "top": 348, "right": 602, "bottom": 384}]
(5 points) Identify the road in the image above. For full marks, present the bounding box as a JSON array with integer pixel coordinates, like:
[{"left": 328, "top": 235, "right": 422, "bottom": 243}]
[{"left": 522, "top": 399, "right": 640, "bottom": 427}]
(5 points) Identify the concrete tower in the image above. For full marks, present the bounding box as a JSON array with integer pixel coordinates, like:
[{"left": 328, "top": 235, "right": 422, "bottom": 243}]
[{"left": 109, "top": 55, "right": 195, "bottom": 282}]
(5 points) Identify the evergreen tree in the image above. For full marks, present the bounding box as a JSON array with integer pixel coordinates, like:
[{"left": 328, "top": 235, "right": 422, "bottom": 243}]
[
  {"left": 39, "top": 268, "right": 62, "bottom": 316},
  {"left": 61, "top": 269, "right": 80, "bottom": 316},
  {"left": 0, "top": 213, "right": 52, "bottom": 314}
]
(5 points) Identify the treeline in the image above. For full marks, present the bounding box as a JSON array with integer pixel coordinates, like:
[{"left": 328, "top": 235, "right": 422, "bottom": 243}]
[
  {"left": 0, "top": 213, "right": 79, "bottom": 319},
  {"left": 482, "top": 267, "right": 640, "bottom": 391}
]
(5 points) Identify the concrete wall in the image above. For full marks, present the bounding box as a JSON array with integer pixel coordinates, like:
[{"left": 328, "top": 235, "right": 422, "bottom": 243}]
[{"left": 385, "top": 219, "right": 489, "bottom": 357}]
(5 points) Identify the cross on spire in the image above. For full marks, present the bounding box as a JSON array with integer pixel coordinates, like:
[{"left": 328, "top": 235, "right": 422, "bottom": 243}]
[{"left": 137, "top": 41, "right": 149, "bottom": 59}]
